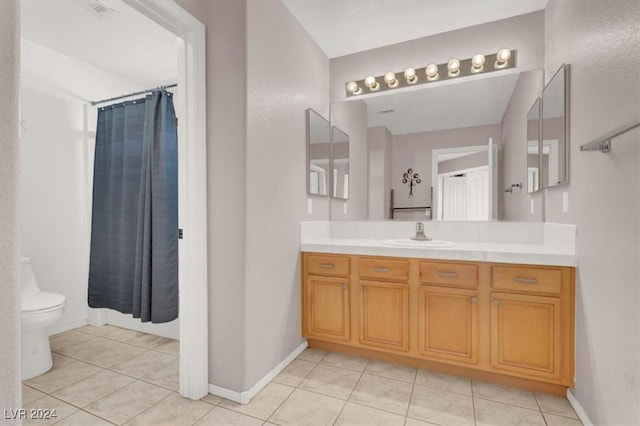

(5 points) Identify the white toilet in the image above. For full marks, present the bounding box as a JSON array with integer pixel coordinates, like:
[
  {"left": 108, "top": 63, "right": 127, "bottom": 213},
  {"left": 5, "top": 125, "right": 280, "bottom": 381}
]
[{"left": 21, "top": 257, "right": 66, "bottom": 380}]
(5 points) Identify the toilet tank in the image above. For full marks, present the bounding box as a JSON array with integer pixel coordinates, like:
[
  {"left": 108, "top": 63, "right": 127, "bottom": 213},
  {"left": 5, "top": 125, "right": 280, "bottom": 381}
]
[{"left": 21, "top": 257, "right": 41, "bottom": 296}]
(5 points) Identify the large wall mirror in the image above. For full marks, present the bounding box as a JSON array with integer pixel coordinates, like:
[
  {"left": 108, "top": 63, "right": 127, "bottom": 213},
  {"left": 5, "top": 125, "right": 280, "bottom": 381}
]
[
  {"left": 331, "top": 68, "right": 543, "bottom": 221},
  {"left": 541, "top": 64, "right": 569, "bottom": 188},
  {"left": 527, "top": 97, "right": 541, "bottom": 193},
  {"left": 306, "top": 108, "right": 330, "bottom": 196},
  {"left": 331, "top": 126, "right": 349, "bottom": 200}
]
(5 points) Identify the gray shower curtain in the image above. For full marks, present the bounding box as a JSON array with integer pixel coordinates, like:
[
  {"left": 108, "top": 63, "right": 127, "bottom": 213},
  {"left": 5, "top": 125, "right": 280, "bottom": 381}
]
[{"left": 88, "top": 90, "right": 178, "bottom": 323}]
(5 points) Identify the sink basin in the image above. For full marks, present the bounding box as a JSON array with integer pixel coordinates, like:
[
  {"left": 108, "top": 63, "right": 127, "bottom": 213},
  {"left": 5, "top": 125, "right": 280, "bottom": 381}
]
[{"left": 384, "top": 239, "right": 455, "bottom": 248}]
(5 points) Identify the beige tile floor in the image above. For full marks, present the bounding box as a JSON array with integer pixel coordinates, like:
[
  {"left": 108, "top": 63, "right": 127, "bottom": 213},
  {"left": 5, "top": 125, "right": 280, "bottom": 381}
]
[{"left": 22, "top": 325, "right": 583, "bottom": 425}]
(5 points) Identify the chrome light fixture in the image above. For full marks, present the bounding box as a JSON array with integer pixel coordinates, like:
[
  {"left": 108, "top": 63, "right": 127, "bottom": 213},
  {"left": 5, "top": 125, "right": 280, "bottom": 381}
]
[
  {"left": 471, "top": 54, "right": 485, "bottom": 73},
  {"left": 384, "top": 72, "right": 399, "bottom": 88},
  {"left": 346, "top": 81, "right": 362, "bottom": 95},
  {"left": 344, "top": 49, "right": 516, "bottom": 97},
  {"left": 365, "top": 75, "right": 380, "bottom": 91},
  {"left": 447, "top": 59, "right": 461, "bottom": 77},
  {"left": 404, "top": 68, "right": 418, "bottom": 84},
  {"left": 495, "top": 48, "right": 511, "bottom": 69},
  {"left": 425, "top": 63, "right": 439, "bottom": 81}
]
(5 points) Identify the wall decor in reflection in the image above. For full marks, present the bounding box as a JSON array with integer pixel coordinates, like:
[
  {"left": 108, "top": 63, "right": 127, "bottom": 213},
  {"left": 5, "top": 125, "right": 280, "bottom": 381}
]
[{"left": 402, "top": 168, "right": 421, "bottom": 198}]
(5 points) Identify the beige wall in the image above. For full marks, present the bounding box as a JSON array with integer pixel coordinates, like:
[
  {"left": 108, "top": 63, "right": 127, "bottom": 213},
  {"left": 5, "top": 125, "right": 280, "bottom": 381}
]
[
  {"left": 244, "top": 0, "right": 330, "bottom": 388},
  {"left": 367, "top": 126, "right": 393, "bottom": 220},
  {"left": 330, "top": 100, "right": 368, "bottom": 220},
  {"left": 500, "top": 70, "right": 544, "bottom": 221},
  {"left": 543, "top": 0, "right": 640, "bottom": 424},
  {"left": 175, "top": 0, "right": 250, "bottom": 390},
  {"left": 392, "top": 124, "right": 501, "bottom": 209},
  {"left": 0, "top": 0, "right": 22, "bottom": 418},
  {"left": 177, "top": 0, "right": 330, "bottom": 392}
]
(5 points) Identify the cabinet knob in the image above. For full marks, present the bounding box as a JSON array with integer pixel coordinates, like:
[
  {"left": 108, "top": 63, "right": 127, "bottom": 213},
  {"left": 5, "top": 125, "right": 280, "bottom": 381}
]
[
  {"left": 342, "top": 284, "right": 348, "bottom": 290},
  {"left": 471, "top": 297, "right": 478, "bottom": 304},
  {"left": 492, "top": 299, "right": 499, "bottom": 306}
]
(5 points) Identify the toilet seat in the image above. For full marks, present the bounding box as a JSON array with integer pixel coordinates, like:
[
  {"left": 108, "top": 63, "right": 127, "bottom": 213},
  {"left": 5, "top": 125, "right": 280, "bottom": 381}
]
[{"left": 22, "top": 291, "right": 65, "bottom": 313}]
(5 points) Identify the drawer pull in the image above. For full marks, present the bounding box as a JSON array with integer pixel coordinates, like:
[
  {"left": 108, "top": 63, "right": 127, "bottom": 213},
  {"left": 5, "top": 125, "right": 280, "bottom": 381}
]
[
  {"left": 437, "top": 271, "right": 458, "bottom": 278},
  {"left": 373, "top": 267, "right": 391, "bottom": 273},
  {"left": 319, "top": 263, "right": 335, "bottom": 269},
  {"left": 514, "top": 277, "right": 538, "bottom": 285},
  {"left": 342, "top": 284, "right": 348, "bottom": 290},
  {"left": 471, "top": 297, "right": 478, "bottom": 304},
  {"left": 493, "top": 299, "right": 500, "bottom": 306}
]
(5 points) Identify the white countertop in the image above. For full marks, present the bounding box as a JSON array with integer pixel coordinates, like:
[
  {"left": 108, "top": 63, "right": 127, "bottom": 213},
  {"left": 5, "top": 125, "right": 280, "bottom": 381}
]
[{"left": 300, "top": 238, "right": 576, "bottom": 267}]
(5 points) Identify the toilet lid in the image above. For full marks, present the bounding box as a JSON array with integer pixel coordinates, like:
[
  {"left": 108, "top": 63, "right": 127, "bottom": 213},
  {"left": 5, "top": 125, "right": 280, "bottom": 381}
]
[{"left": 22, "top": 291, "right": 65, "bottom": 313}]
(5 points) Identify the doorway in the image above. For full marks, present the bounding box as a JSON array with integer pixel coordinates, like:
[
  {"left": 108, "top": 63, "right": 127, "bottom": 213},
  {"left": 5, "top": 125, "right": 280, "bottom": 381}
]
[{"left": 19, "top": 0, "right": 208, "bottom": 399}]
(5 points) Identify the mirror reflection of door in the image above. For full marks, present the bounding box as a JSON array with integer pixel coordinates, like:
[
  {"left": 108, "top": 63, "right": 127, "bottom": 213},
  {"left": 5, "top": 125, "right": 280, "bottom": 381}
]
[{"left": 432, "top": 141, "right": 496, "bottom": 221}]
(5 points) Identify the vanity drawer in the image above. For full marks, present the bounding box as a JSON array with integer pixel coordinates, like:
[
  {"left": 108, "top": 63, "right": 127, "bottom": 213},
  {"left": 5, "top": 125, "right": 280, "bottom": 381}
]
[
  {"left": 307, "top": 255, "right": 350, "bottom": 276},
  {"left": 359, "top": 258, "right": 409, "bottom": 281},
  {"left": 492, "top": 266, "right": 562, "bottom": 295},
  {"left": 420, "top": 261, "right": 478, "bottom": 288}
]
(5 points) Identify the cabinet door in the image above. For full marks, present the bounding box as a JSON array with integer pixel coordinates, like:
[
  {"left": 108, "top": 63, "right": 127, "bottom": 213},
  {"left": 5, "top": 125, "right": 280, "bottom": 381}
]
[
  {"left": 305, "top": 276, "right": 350, "bottom": 341},
  {"left": 358, "top": 280, "right": 409, "bottom": 352},
  {"left": 419, "top": 286, "right": 479, "bottom": 364},
  {"left": 491, "top": 292, "right": 561, "bottom": 380}
]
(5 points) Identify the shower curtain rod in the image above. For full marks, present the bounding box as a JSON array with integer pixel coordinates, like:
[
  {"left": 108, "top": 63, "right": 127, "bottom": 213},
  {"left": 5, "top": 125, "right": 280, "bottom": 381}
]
[{"left": 91, "top": 83, "right": 177, "bottom": 106}]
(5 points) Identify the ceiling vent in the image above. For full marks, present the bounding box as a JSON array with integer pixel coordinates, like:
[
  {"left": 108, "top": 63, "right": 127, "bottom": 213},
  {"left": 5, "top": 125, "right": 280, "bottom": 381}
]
[{"left": 74, "top": 0, "right": 115, "bottom": 17}]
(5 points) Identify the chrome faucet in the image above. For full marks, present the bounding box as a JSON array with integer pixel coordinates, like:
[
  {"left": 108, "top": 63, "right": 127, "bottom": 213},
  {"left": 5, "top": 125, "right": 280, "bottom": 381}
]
[{"left": 411, "top": 222, "right": 432, "bottom": 241}]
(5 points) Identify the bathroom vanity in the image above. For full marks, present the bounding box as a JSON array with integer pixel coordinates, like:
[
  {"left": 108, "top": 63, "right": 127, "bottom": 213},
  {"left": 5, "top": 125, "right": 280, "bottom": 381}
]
[{"left": 300, "top": 221, "right": 576, "bottom": 396}]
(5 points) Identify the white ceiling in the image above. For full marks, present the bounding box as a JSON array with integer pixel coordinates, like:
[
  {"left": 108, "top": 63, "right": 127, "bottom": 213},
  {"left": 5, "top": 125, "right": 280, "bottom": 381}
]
[
  {"left": 282, "top": 0, "right": 548, "bottom": 58},
  {"left": 20, "top": 0, "right": 177, "bottom": 88},
  {"left": 365, "top": 73, "right": 519, "bottom": 135}
]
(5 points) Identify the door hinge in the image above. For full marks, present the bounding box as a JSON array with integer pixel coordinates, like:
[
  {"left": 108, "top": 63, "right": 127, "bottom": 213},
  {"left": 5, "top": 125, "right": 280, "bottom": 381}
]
[{"left": 178, "top": 228, "right": 184, "bottom": 239}]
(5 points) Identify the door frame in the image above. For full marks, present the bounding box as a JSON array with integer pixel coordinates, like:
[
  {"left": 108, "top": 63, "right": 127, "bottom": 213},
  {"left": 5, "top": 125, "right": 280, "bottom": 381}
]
[{"left": 123, "top": 0, "right": 208, "bottom": 400}]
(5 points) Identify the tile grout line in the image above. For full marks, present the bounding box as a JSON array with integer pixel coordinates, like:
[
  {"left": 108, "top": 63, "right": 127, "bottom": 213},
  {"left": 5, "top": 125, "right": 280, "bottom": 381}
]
[
  {"left": 471, "top": 379, "right": 478, "bottom": 426},
  {"left": 402, "top": 366, "right": 419, "bottom": 426},
  {"left": 264, "top": 350, "right": 325, "bottom": 425},
  {"left": 330, "top": 357, "right": 371, "bottom": 426}
]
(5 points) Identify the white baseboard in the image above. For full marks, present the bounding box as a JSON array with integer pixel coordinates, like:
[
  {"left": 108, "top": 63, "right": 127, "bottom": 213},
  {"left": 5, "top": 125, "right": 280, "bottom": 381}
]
[
  {"left": 567, "top": 389, "right": 594, "bottom": 426},
  {"left": 208, "top": 340, "right": 308, "bottom": 404},
  {"left": 48, "top": 319, "right": 88, "bottom": 336}
]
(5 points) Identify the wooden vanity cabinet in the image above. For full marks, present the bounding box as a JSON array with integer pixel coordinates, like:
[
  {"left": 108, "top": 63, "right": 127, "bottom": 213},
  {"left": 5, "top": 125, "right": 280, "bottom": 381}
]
[
  {"left": 302, "top": 255, "right": 351, "bottom": 342},
  {"left": 490, "top": 265, "right": 573, "bottom": 382},
  {"left": 301, "top": 253, "right": 575, "bottom": 393},
  {"left": 357, "top": 258, "right": 410, "bottom": 352}
]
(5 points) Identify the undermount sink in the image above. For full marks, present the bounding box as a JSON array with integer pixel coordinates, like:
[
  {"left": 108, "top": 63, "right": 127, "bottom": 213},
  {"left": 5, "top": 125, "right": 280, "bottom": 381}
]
[{"left": 384, "top": 239, "right": 455, "bottom": 248}]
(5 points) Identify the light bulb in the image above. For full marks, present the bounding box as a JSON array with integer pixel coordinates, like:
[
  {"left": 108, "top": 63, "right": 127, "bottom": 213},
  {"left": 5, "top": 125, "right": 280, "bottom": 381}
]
[
  {"left": 346, "top": 81, "right": 361, "bottom": 95},
  {"left": 447, "top": 59, "right": 460, "bottom": 77},
  {"left": 425, "top": 64, "right": 439, "bottom": 81},
  {"left": 384, "top": 72, "right": 398, "bottom": 88},
  {"left": 495, "top": 48, "right": 511, "bottom": 68},
  {"left": 471, "top": 54, "right": 485, "bottom": 73},
  {"left": 365, "top": 76, "right": 379, "bottom": 91},
  {"left": 404, "top": 68, "right": 417, "bottom": 84}
]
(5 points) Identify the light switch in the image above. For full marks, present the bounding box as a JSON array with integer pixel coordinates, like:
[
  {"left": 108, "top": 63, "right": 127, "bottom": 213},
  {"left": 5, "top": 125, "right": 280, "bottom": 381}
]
[
  {"left": 307, "top": 198, "right": 312, "bottom": 214},
  {"left": 530, "top": 199, "right": 535, "bottom": 214},
  {"left": 343, "top": 202, "right": 348, "bottom": 215},
  {"left": 562, "top": 192, "right": 569, "bottom": 214}
]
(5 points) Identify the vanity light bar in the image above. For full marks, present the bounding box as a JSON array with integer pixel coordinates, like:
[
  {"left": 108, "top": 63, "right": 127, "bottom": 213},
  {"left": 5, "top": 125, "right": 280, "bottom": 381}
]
[{"left": 345, "top": 49, "right": 517, "bottom": 97}]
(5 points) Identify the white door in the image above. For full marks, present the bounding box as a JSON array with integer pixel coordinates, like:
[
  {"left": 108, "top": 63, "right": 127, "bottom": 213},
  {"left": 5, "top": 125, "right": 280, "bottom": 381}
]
[
  {"left": 442, "top": 176, "right": 467, "bottom": 220},
  {"left": 466, "top": 169, "right": 489, "bottom": 221}
]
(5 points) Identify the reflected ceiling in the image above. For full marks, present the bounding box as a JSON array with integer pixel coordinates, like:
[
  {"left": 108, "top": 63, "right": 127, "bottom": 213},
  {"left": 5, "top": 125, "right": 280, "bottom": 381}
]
[{"left": 364, "top": 73, "right": 519, "bottom": 135}]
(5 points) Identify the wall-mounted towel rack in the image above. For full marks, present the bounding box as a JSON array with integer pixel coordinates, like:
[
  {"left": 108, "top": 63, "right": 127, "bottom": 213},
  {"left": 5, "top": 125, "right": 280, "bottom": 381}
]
[
  {"left": 580, "top": 119, "right": 640, "bottom": 153},
  {"left": 390, "top": 189, "right": 431, "bottom": 219}
]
